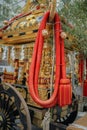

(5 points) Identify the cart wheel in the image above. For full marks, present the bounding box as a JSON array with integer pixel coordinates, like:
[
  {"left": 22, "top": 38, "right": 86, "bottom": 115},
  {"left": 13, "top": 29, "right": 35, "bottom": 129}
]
[
  {"left": 0, "top": 83, "right": 31, "bottom": 130},
  {"left": 52, "top": 92, "right": 78, "bottom": 125}
]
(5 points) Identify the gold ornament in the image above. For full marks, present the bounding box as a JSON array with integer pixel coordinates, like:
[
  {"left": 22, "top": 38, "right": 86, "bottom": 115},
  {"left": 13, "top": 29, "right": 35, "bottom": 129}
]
[
  {"left": 60, "top": 31, "right": 67, "bottom": 39},
  {"left": 26, "top": 15, "right": 37, "bottom": 26},
  {"left": 3, "top": 20, "right": 9, "bottom": 25},
  {"left": 40, "top": 4, "right": 45, "bottom": 8},
  {"left": 42, "top": 29, "right": 49, "bottom": 38}
]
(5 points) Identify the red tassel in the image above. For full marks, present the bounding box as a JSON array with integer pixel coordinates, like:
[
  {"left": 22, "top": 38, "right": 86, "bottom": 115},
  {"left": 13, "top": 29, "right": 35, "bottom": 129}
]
[
  {"left": 58, "top": 33, "right": 72, "bottom": 107},
  {"left": 83, "top": 80, "right": 87, "bottom": 97},
  {"left": 58, "top": 79, "right": 72, "bottom": 106}
]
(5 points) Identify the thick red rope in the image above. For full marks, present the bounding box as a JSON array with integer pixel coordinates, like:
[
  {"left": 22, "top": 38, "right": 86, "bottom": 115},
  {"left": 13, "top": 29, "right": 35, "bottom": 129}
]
[
  {"left": 28, "top": 12, "right": 61, "bottom": 108},
  {"left": 83, "top": 58, "right": 87, "bottom": 96},
  {"left": 79, "top": 58, "right": 84, "bottom": 84},
  {"left": 28, "top": 11, "right": 72, "bottom": 108}
]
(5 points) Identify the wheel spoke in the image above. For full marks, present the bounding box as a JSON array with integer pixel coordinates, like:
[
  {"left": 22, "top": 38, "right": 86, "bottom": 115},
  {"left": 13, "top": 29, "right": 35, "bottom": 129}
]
[{"left": 0, "top": 84, "right": 31, "bottom": 130}]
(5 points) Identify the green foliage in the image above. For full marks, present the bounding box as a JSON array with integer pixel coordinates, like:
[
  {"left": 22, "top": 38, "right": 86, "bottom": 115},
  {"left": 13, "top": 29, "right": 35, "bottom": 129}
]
[
  {"left": 0, "top": 0, "right": 23, "bottom": 27},
  {"left": 57, "top": 0, "right": 87, "bottom": 55}
]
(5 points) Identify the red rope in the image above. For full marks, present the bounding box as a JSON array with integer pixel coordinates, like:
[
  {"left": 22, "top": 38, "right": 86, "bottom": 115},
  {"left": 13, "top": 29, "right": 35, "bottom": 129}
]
[
  {"left": 61, "top": 39, "right": 66, "bottom": 78},
  {"left": 28, "top": 12, "right": 61, "bottom": 108},
  {"left": 83, "top": 58, "right": 87, "bottom": 96},
  {"left": 28, "top": 11, "right": 72, "bottom": 108},
  {"left": 79, "top": 58, "right": 84, "bottom": 84},
  {"left": 58, "top": 37, "right": 72, "bottom": 106}
]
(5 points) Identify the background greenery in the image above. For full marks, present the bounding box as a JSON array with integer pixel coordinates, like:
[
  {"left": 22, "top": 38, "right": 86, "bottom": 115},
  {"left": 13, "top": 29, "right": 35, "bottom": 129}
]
[
  {"left": 57, "top": 0, "right": 87, "bottom": 55},
  {"left": 0, "top": 0, "right": 26, "bottom": 27}
]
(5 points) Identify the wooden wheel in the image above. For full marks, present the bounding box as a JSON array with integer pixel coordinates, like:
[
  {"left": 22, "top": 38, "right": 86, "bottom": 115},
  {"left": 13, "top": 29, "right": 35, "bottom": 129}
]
[{"left": 0, "top": 83, "right": 31, "bottom": 130}]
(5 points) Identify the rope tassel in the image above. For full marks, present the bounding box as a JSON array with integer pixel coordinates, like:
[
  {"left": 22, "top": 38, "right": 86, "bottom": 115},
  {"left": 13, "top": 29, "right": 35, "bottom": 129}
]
[
  {"left": 58, "top": 36, "right": 72, "bottom": 107},
  {"left": 58, "top": 79, "right": 72, "bottom": 106}
]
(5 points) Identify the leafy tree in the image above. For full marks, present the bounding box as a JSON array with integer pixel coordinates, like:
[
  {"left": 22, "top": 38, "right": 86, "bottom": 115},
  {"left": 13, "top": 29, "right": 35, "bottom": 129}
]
[
  {"left": 57, "top": 0, "right": 87, "bottom": 55},
  {"left": 0, "top": 0, "right": 24, "bottom": 27}
]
